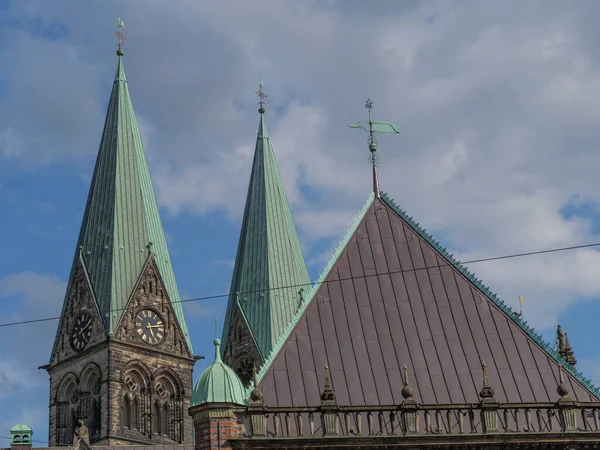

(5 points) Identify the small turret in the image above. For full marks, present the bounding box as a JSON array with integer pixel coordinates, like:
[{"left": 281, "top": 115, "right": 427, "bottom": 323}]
[
  {"left": 10, "top": 425, "right": 32, "bottom": 450},
  {"left": 190, "top": 325, "right": 246, "bottom": 450}
]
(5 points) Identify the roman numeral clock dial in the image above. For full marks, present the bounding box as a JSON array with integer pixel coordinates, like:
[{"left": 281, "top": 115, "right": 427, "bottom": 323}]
[
  {"left": 70, "top": 312, "right": 93, "bottom": 352},
  {"left": 135, "top": 309, "right": 165, "bottom": 345}
]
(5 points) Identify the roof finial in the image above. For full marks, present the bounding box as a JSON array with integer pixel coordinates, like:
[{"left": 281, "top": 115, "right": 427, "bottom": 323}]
[
  {"left": 213, "top": 319, "right": 222, "bottom": 362},
  {"left": 320, "top": 365, "right": 336, "bottom": 403},
  {"left": 349, "top": 99, "right": 399, "bottom": 199},
  {"left": 557, "top": 363, "right": 570, "bottom": 398},
  {"left": 563, "top": 331, "right": 577, "bottom": 367},
  {"left": 114, "top": 18, "right": 127, "bottom": 56},
  {"left": 256, "top": 80, "right": 267, "bottom": 114},
  {"left": 401, "top": 363, "right": 414, "bottom": 400},
  {"left": 250, "top": 366, "right": 263, "bottom": 403},
  {"left": 479, "top": 361, "right": 495, "bottom": 399}
]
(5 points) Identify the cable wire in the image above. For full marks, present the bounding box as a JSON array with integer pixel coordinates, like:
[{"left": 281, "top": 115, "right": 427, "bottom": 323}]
[{"left": 0, "top": 240, "right": 599, "bottom": 329}]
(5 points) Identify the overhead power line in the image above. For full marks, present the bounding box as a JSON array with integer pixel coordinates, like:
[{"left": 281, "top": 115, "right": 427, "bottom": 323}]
[{"left": 0, "top": 241, "right": 599, "bottom": 330}]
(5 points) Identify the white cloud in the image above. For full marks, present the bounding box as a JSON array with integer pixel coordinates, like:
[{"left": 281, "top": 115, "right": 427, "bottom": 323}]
[
  {"left": 0, "top": 358, "right": 40, "bottom": 399},
  {"left": 2, "top": 0, "right": 600, "bottom": 352},
  {"left": 0, "top": 272, "right": 65, "bottom": 318}
]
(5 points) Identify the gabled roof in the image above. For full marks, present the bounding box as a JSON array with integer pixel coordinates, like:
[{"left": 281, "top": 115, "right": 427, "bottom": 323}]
[
  {"left": 59, "top": 54, "right": 191, "bottom": 349},
  {"left": 250, "top": 193, "right": 600, "bottom": 405},
  {"left": 222, "top": 110, "right": 311, "bottom": 358}
]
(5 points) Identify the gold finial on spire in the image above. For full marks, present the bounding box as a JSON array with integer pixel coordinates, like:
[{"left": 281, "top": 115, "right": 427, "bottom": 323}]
[
  {"left": 256, "top": 80, "right": 267, "bottom": 114},
  {"left": 114, "top": 18, "right": 127, "bottom": 56}
]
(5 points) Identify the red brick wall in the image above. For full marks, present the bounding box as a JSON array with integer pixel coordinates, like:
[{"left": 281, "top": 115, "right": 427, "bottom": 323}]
[{"left": 194, "top": 414, "right": 242, "bottom": 450}]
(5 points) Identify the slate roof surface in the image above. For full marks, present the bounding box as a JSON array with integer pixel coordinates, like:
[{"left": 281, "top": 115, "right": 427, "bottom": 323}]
[
  {"left": 222, "top": 111, "right": 310, "bottom": 358},
  {"left": 257, "top": 196, "right": 598, "bottom": 407},
  {"left": 52, "top": 54, "right": 192, "bottom": 352}
]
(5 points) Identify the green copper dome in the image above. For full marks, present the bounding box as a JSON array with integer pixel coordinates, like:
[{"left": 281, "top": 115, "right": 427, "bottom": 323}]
[{"left": 191, "top": 338, "right": 247, "bottom": 406}]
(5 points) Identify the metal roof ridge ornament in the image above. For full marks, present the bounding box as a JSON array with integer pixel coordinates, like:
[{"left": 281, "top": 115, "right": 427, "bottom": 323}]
[
  {"left": 114, "top": 18, "right": 126, "bottom": 56},
  {"left": 349, "top": 99, "right": 399, "bottom": 199}
]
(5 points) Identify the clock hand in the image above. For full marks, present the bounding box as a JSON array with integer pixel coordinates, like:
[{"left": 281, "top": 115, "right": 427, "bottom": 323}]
[
  {"left": 146, "top": 323, "right": 156, "bottom": 339},
  {"left": 79, "top": 323, "right": 92, "bottom": 335},
  {"left": 146, "top": 325, "right": 163, "bottom": 328}
]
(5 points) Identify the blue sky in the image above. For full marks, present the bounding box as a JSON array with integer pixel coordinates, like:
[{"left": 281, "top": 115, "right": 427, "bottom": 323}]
[{"left": 3, "top": 0, "right": 600, "bottom": 444}]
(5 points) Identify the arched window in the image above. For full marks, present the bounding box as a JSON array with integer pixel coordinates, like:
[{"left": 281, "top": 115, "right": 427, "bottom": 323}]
[
  {"left": 79, "top": 364, "right": 102, "bottom": 440},
  {"left": 153, "top": 372, "right": 183, "bottom": 442},
  {"left": 154, "top": 402, "right": 162, "bottom": 436},
  {"left": 123, "top": 396, "right": 132, "bottom": 430},
  {"left": 132, "top": 397, "right": 140, "bottom": 431},
  {"left": 55, "top": 375, "right": 78, "bottom": 445},
  {"left": 121, "top": 365, "right": 150, "bottom": 437}
]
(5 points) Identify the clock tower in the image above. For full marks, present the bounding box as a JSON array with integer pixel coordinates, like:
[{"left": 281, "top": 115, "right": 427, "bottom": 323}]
[{"left": 45, "top": 28, "right": 195, "bottom": 446}]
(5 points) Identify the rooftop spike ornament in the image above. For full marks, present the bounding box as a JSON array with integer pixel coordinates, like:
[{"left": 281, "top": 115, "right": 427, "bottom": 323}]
[
  {"left": 114, "top": 18, "right": 127, "bottom": 56},
  {"left": 256, "top": 80, "right": 267, "bottom": 114},
  {"left": 349, "top": 99, "right": 399, "bottom": 198}
]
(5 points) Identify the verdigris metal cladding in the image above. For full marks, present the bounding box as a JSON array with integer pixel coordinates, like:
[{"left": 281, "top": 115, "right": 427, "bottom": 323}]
[
  {"left": 256, "top": 197, "right": 598, "bottom": 407},
  {"left": 53, "top": 55, "right": 192, "bottom": 352},
  {"left": 222, "top": 111, "right": 311, "bottom": 359}
]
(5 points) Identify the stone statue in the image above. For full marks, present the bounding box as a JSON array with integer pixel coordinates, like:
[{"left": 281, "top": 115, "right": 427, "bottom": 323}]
[
  {"left": 74, "top": 419, "right": 89, "bottom": 444},
  {"left": 556, "top": 324, "right": 565, "bottom": 351}
]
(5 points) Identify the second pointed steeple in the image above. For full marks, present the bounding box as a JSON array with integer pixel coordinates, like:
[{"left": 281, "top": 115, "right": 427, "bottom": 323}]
[{"left": 222, "top": 86, "right": 310, "bottom": 376}]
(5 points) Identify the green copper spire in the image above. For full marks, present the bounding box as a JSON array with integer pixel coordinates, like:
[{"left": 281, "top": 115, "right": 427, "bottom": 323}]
[
  {"left": 63, "top": 51, "right": 192, "bottom": 349},
  {"left": 222, "top": 91, "right": 310, "bottom": 359}
]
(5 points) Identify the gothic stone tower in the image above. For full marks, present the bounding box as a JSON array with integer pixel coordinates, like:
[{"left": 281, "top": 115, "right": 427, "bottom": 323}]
[
  {"left": 46, "top": 45, "right": 194, "bottom": 446},
  {"left": 221, "top": 95, "right": 310, "bottom": 386}
]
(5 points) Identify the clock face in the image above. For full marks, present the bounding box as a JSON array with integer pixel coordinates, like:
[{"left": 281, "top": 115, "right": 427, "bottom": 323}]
[
  {"left": 135, "top": 309, "right": 165, "bottom": 345},
  {"left": 70, "top": 312, "right": 93, "bottom": 352}
]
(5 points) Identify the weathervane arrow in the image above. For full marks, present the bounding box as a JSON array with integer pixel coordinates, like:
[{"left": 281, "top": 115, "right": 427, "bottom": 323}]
[{"left": 349, "top": 99, "right": 400, "bottom": 198}]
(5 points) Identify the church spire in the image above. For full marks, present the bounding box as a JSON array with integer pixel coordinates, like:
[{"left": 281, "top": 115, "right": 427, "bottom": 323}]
[
  {"left": 54, "top": 29, "right": 191, "bottom": 351},
  {"left": 221, "top": 83, "right": 310, "bottom": 366}
]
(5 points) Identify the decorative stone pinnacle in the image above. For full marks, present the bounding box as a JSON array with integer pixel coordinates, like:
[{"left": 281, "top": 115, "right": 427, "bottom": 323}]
[
  {"left": 250, "top": 367, "right": 263, "bottom": 402},
  {"left": 401, "top": 363, "right": 414, "bottom": 400},
  {"left": 479, "top": 361, "right": 495, "bottom": 399},
  {"left": 321, "top": 365, "right": 336, "bottom": 402}
]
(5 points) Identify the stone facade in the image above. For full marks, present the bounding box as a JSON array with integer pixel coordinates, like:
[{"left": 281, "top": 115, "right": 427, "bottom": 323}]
[
  {"left": 47, "top": 257, "right": 194, "bottom": 446},
  {"left": 222, "top": 308, "right": 262, "bottom": 387}
]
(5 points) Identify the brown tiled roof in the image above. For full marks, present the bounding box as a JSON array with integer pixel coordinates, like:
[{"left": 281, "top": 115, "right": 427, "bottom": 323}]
[{"left": 258, "top": 197, "right": 598, "bottom": 407}]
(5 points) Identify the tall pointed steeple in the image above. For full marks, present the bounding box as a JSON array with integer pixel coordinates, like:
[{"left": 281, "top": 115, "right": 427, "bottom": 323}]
[
  {"left": 47, "top": 26, "right": 195, "bottom": 446},
  {"left": 72, "top": 49, "right": 191, "bottom": 347},
  {"left": 221, "top": 84, "right": 310, "bottom": 379},
  {"left": 52, "top": 35, "right": 191, "bottom": 352}
]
